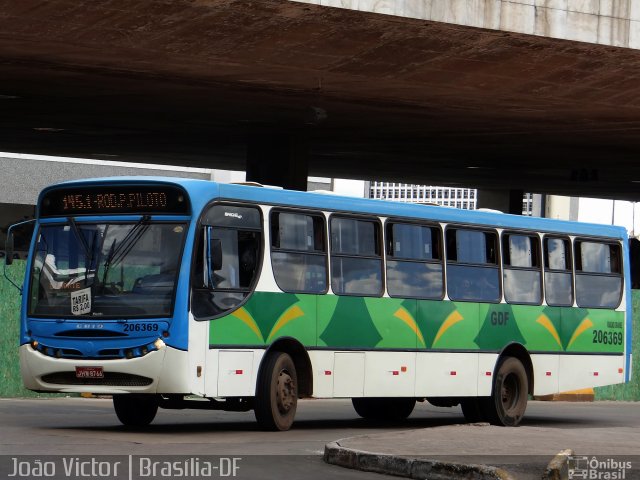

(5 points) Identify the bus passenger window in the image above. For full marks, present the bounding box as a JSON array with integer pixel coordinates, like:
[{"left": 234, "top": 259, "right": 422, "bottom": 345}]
[
  {"left": 574, "top": 240, "right": 622, "bottom": 308},
  {"left": 544, "top": 237, "right": 573, "bottom": 307},
  {"left": 446, "top": 228, "right": 500, "bottom": 302},
  {"left": 386, "top": 223, "right": 443, "bottom": 299},
  {"left": 270, "top": 211, "right": 327, "bottom": 293},
  {"left": 192, "top": 204, "right": 262, "bottom": 320},
  {"left": 330, "top": 216, "right": 382, "bottom": 296},
  {"left": 503, "top": 233, "right": 541, "bottom": 305}
]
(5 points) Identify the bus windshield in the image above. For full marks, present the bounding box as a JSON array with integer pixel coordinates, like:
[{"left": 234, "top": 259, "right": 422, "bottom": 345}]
[{"left": 28, "top": 221, "right": 186, "bottom": 318}]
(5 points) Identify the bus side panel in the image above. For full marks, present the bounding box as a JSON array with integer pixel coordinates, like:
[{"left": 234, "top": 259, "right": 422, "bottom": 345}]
[
  {"left": 477, "top": 353, "right": 500, "bottom": 396},
  {"left": 308, "top": 350, "right": 335, "bottom": 398},
  {"left": 189, "top": 312, "right": 208, "bottom": 396},
  {"left": 531, "top": 354, "right": 560, "bottom": 396},
  {"left": 364, "top": 351, "right": 416, "bottom": 397},
  {"left": 558, "top": 355, "right": 625, "bottom": 392}
]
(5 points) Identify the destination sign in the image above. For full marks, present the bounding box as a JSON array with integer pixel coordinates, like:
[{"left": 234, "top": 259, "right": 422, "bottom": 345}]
[{"left": 40, "top": 185, "right": 190, "bottom": 217}]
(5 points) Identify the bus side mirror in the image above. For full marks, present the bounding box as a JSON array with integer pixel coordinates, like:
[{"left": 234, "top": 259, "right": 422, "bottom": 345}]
[
  {"left": 5, "top": 229, "right": 14, "bottom": 266},
  {"left": 3, "top": 219, "right": 36, "bottom": 293}
]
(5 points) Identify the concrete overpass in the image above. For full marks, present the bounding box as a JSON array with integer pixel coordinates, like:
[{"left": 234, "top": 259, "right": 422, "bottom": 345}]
[{"left": 2, "top": 0, "right": 640, "bottom": 208}]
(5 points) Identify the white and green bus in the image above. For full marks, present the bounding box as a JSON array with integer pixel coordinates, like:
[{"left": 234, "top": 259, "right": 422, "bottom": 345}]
[{"left": 6, "top": 177, "right": 632, "bottom": 430}]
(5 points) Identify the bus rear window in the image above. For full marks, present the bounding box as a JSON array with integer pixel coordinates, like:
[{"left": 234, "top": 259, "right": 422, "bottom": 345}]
[{"left": 575, "top": 240, "right": 622, "bottom": 309}]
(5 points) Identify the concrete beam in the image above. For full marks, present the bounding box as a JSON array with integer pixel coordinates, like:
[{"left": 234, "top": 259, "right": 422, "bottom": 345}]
[
  {"left": 477, "top": 188, "right": 525, "bottom": 214},
  {"left": 246, "top": 133, "right": 310, "bottom": 191},
  {"left": 295, "top": 0, "right": 640, "bottom": 49}
]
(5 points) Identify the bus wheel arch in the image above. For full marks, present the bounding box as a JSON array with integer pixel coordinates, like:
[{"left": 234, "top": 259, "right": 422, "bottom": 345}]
[
  {"left": 482, "top": 344, "right": 532, "bottom": 427},
  {"left": 254, "top": 338, "right": 312, "bottom": 431},
  {"left": 261, "top": 338, "right": 313, "bottom": 398},
  {"left": 498, "top": 343, "right": 534, "bottom": 396}
]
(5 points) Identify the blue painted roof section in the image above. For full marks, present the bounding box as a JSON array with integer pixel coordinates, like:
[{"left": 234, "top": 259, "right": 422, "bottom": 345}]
[{"left": 40, "top": 176, "right": 628, "bottom": 239}]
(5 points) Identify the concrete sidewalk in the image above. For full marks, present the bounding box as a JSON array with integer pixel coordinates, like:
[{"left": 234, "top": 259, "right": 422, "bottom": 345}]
[{"left": 325, "top": 419, "right": 640, "bottom": 479}]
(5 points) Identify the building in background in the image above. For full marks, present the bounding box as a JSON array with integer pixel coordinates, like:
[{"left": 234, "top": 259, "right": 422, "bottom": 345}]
[
  {"left": 546, "top": 195, "right": 639, "bottom": 238},
  {"left": 368, "top": 182, "right": 478, "bottom": 209}
]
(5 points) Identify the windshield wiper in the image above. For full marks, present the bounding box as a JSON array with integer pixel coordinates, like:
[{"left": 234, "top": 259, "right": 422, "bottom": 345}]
[
  {"left": 99, "top": 215, "right": 151, "bottom": 291},
  {"left": 68, "top": 217, "right": 90, "bottom": 258},
  {"left": 67, "top": 217, "right": 97, "bottom": 286}
]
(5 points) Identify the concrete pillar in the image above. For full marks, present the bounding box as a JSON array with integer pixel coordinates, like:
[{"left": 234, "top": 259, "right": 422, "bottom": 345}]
[
  {"left": 546, "top": 195, "right": 579, "bottom": 221},
  {"left": 246, "top": 132, "right": 309, "bottom": 191},
  {"left": 476, "top": 189, "right": 524, "bottom": 215}
]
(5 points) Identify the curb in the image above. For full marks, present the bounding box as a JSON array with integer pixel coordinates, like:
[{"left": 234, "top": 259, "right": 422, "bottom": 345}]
[
  {"left": 535, "top": 389, "right": 594, "bottom": 402},
  {"left": 324, "top": 441, "right": 516, "bottom": 480},
  {"left": 542, "top": 449, "right": 573, "bottom": 480}
]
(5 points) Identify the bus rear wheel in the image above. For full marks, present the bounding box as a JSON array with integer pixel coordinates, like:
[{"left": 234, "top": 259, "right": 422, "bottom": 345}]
[
  {"left": 113, "top": 394, "right": 159, "bottom": 427},
  {"left": 352, "top": 398, "right": 416, "bottom": 421},
  {"left": 460, "top": 398, "right": 485, "bottom": 423},
  {"left": 481, "top": 357, "right": 528, "bottom": 426},
  {"left": 255, "top": 351, "right": 298, "bottom": 431}
]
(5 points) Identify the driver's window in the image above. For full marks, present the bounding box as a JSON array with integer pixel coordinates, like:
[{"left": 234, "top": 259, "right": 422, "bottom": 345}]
[{"left": 192, "top": 204, "right": 262, "bottom": 320}]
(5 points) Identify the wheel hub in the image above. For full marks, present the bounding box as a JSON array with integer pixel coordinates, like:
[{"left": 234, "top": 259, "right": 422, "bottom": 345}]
[
  {"left": 276, "top": 369, "right": 295, "bottom": 414},
  {"left": 501, "top": 373, "right": 519, "bottom": 411}
]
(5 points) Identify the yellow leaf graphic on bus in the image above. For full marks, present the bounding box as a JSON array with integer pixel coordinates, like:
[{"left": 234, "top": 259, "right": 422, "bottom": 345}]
[
  {"left": 393, "top": 307, "right": 426, "bottom": 347},
  {"left": 433, "top": 311, "right": 464, "bottom": 347},
  {"left": 536, "top": 314, "right": 562, "bottom": 348},
  {"left": 567, "top": 318, "right": 594, "bottom": 349},
  {"left": 231, "top": 307, "right": 264, "bottom": 342},
  {"left": 267, "top": 305, "right": 305, "bottom": 342}
]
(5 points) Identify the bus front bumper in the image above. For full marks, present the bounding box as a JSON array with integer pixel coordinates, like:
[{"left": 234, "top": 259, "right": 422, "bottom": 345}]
[{"left": 19, "top": 344, "right": 190, "bottom": 395}]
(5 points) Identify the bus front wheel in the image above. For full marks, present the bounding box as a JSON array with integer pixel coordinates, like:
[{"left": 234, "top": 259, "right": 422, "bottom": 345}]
[
  {"left": 255, "top": 351, "right": 298, "bottom": 431},
  {"left": 113, "top": 394, "right": 159, "bottom": 427},
  {"left": 352, "top": 398, "right": 416, "bottom": 421},
  {"left": 481, "top": 357, "right": 528, "bottom": 426}
]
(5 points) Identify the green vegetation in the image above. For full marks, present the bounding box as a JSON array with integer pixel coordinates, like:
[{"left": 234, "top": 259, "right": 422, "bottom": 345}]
[
  {"left": 0, "top": 260, "right": 64, "bottom": 397},
  {"left": 595, "top": 290, "right": 640, "bottom": 401}
]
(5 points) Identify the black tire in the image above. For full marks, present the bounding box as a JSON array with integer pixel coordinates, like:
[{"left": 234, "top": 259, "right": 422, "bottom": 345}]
[
  {"left": 113, "top": 394, "right": 159, "bottom": 427},
  {"left": 460, "top": 398, "right": 486, "bottom": 423},
  {"left": 481, "top": 357, "right": 528, "bottom": 426},
  {"left": 254, "top": 351, "right": 298, "bottom": 431},
  {"left": 352, "top": 398, "right": 378, "bottom": 418},
  {"left": 352, "top": 398, "right": 416, "bottom": 421}
]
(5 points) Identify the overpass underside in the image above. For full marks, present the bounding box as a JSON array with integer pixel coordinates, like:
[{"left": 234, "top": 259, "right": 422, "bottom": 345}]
[{"left": 1, "top": 0, "right": 640, "bottom": 199}]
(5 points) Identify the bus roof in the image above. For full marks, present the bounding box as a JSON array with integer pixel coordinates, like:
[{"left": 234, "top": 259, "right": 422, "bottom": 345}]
[{"left": 39, "top": 176, "right": 628, "bottom": 240}]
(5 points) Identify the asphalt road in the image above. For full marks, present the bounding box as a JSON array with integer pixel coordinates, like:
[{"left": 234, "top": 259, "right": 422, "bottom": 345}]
[{"left": 0, "top": 398, "right": 638, "bottom": 479}]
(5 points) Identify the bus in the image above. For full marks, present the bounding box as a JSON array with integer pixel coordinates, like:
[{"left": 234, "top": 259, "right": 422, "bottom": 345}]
[{"left": 4, "top": 177, "right": 632, "bottom": 430}]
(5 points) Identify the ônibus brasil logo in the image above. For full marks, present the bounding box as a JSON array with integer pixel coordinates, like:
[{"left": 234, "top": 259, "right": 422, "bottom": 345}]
[{"left": 568, "top": 456, "right": 632, "bottom": 480}]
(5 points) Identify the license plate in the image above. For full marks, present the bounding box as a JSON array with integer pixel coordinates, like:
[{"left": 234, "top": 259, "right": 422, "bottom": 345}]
[{"left": 75, "top": 366, "right": 104, "bottom": 379}]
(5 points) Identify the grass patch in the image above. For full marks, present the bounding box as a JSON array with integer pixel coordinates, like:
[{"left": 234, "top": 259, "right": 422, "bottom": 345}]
[{"left": 0, "top": 260, "right": 66, "bottom": 397}]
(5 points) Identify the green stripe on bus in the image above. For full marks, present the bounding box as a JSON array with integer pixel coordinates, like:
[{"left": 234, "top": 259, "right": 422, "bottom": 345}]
[{"left": 209, "top": 292, "right": 624, "bottom": 354}]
